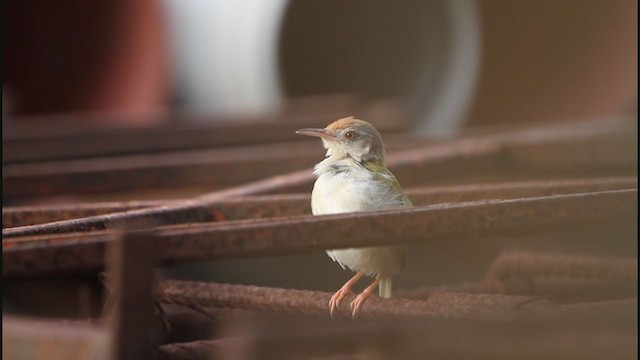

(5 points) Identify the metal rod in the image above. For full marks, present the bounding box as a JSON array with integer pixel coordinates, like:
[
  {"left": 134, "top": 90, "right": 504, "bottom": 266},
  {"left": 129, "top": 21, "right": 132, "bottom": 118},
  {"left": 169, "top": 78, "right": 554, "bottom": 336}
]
[
  {"left": 3, "top": 132, "right": 427, "bottom": 200},
  {"left": 3, "top": 200, "right": 219, "bottom": 238},
  {"left": 2, "top": 117, "right": 637, "bottom": 236},
  {"left": 4, "top": 177, "right": 635, "bottom": 228},
  {"left": 2, "top": 140, "right": 332, "bottom": 199},
  {"left": 484, "top": 250, "right": 638, "bottom": 299},
  {"left": 153, "top": 308, "right": 637, "bottom": 360},
  {"left": 4, "top": 95, "right": 408, "bottom": 163},
  {"left": 3, "top": 190, "right": 636, "bottom": 279},
  {"left": 155, "top": 280, "right": 539, "bottom": 320},
  {"left": 107, "top": 230, "right": 160, "bottom": 360},
  {"left": 4, "top": 117, "right": 636, "bottom": 201}
]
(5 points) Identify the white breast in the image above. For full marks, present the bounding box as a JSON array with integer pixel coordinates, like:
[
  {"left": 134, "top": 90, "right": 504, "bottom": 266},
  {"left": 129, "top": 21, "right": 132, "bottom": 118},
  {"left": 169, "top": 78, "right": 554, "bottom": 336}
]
[{"left": 310, "top": 159, "right": 406, "bottom": 275}]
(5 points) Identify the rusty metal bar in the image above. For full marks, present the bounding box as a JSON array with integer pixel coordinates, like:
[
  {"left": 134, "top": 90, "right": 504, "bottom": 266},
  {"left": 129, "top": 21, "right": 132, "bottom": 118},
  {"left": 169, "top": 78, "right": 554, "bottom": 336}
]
[
  {"left": 4, "top": 96, "right": 409, "bottom": 163},
  {"left": 4, "top": 176, "right": 636, "bottom": 229},
  {"left": 155, "top": 280, "right": 541, "bottom": 320},
  {"left": 4, "top": 117, "right": 636, "bottom": 201},
  {"left": 155, "top": 280, "right": 638, "bottom": 322},
  {"left": 2, "top": 140, "right": 330, "bottom": 200},
  {"left": 5, "top": 307, "right": 635, "bottom": 360},
  {"left": 3, "top": 116, "right": 635, "bottom": 235},
  {"left": 484, "top": 250, "right": 638, "bottom": 300},
  {"left": 2, "top": 133, "right": 427, "bottom": 201},
  {"left": 3, "top": 189, "right": 636, "bottom": 279},
  {"left": 106, "top": 230, "right": 160, "bottom": 360},
  {"left": 486, "top": 250, "right": 638, "bottom": 284},
  {"left": 386, "top": 117, "right": 637, "bottom": 188},
  {"left": 3, "top": 120, "right": 637, "bottom": 236},
  {"left": 141, "top": 189, "right": 640, "bottom": 264},
  {"left": 2, "top": 200, "right": 219, "bottom": 238},
  {"left": 3, "top": 200, "right": 166, "bottom": 228},
  {"left": 2, "top": 94, "right": 392, "bottom": 143},
  {"left": 154, "top": 307, "right": 637, "bottom": 360},
  {"left": 397, "top": 275, "right": 638, "bottom": 304}
]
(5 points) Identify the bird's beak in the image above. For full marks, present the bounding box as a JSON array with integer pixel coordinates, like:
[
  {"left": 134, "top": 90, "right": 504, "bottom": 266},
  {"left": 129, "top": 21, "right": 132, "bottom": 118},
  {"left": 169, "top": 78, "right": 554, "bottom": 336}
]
[{"left": 295, "top": 128, "right": 338, "bottom": 141}]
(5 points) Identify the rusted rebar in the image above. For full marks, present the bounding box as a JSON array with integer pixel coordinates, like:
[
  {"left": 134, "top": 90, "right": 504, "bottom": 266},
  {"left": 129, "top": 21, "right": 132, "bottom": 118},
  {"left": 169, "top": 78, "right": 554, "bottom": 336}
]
[
  {"left": 3, "top": 121, "right": 637, "bottom": 237},
  {"left": 156, "top": 280, "right": 638, "bottom": 322},
  {"left": 3, "top": 116, "right": 637, "bottom": 237},
  {"left": 154, "top": 309, "right": 637, "bottom": 360},
  {"left": 3, "top": 190, "right": 636, "bottom": 278},
  {"left": 2, "top": 200, "right": 219, "bottom": 238},
  {"left": 3, "top": 132, "right": 428, "bottom": 201},
  {"left": 3, "top": 200, "right": 166, "bottom": 228},
  {"left": 4, "top": 95, "right": 409, "bottom": 164},
  {"left": 3, "top": 117, "right": 636, "bottom": 235},
  {"left": 2, "top": 140, "right": 328, "bottom": 199},
  {"left": 484, "top": 250, "right": 638, "bottom": 299},
  {"left": 156, "top": 280, "right": 544, "bottom": 320},
  {"left": 4, "top": 177, "right": 635, "bottom": 228},
  {"left": 4, "top": 117, "right": 636, "bottom": 201},
  {"left": 106, "top": 230, "right": 161, "bottom": 360}
]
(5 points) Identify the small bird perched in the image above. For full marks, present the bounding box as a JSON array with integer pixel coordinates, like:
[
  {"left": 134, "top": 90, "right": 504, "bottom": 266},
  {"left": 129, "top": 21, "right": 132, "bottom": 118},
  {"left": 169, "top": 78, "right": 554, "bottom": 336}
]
[{"left": 296, "top": 117, "right": 412, "bottom": 318}]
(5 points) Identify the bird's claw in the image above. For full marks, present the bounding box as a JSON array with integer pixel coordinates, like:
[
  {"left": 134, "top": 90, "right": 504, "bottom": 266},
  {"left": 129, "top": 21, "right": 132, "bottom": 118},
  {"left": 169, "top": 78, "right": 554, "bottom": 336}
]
[
  {"left": 329, "top": 288, "right": 354, "bottom": 319},
  {"left": 349, "top": 290, "right": 373, "bottom": 319}
]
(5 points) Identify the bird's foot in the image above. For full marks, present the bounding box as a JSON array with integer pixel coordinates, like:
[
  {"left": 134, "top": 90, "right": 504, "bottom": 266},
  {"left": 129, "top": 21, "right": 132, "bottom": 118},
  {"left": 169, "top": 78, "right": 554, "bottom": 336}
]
[
  {"left": 329, "top": 287, "right": 354, "bottom": 319},
  {"left": 329, "top": 272, "right": 365, "bottom": 319},
  {"left": 350, "top": 288, "right": 374, "bottom": 319}
]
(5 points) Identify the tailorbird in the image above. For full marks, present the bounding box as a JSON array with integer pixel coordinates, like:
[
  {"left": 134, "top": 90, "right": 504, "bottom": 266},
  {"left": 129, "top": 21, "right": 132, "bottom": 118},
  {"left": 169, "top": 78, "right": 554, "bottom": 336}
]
[{"left": 296, "top": 116, "right": 412, "bottom": 318}]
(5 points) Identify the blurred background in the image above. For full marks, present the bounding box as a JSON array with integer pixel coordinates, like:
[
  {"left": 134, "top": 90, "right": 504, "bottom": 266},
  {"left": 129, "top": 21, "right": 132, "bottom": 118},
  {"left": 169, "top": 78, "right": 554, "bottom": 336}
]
[
  {"left": 4, "top": 0, "right": 637, "bottom": 133},
  {"left": 2, "top": 0, "right": 638, "bottom": 343}
]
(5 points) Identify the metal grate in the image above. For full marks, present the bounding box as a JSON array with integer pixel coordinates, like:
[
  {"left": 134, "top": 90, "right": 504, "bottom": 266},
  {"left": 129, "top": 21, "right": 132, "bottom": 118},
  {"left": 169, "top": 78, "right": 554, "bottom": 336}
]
[{"left": 2, "top": 98, "right": 638, "bottom": 360}]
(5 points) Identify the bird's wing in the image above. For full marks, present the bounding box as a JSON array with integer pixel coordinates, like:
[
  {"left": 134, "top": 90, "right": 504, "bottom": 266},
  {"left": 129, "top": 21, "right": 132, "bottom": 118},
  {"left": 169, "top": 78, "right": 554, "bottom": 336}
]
[
  {"left": 363, "top": 161, "right": 413, "bottom": 208},
  {"left": 363, "top": 161, "right": 412, "bottom": 271}
]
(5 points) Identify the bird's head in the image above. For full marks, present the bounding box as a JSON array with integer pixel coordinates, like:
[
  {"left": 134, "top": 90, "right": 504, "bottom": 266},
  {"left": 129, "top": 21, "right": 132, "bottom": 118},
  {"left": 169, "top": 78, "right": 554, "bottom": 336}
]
[{"left": 296, "top": 117, "right": 385, "bottom": 164}]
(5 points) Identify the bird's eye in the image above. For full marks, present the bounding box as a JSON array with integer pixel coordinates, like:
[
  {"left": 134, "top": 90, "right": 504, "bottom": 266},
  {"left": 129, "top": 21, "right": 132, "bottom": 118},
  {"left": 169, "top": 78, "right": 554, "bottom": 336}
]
[{"left": 344, "top": 131, "right": 357, "bottom": 140}]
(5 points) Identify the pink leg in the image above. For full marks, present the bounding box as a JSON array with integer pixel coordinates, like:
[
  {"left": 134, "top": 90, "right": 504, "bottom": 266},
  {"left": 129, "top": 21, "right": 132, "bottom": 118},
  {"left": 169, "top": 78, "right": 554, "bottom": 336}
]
[
  {"left": 350, "top": 275, "right": 384, "bottom": 318},
  {"left": 329, "top": 271, "right": 365, "bottom": 318}
]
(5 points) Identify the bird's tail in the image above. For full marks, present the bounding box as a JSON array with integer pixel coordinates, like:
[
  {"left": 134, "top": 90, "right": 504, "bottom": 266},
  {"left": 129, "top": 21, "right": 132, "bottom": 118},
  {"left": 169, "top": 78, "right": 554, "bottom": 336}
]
[{"left": 378, "top": 276, "right": 392, "bottom": 298}]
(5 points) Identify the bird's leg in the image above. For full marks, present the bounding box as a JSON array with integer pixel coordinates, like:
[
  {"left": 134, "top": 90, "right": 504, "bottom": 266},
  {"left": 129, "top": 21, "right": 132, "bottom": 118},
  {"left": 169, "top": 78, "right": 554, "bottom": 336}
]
[
  {"left": 350, "top": 274, "right": 384, "bottom": 318},
  {"left": 329, "top": 271, "right": 365, "bottom": 318}
]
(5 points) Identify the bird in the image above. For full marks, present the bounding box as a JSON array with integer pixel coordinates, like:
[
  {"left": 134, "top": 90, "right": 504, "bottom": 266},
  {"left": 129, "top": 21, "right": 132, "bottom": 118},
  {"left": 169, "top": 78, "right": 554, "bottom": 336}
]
[{"left": 296, "top": 116, "right": 412, "bottom": 318}]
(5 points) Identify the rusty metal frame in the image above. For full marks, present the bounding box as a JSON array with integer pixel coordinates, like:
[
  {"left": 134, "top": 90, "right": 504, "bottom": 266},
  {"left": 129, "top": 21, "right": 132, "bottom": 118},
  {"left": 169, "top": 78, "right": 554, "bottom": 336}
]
[{"left": 2, "top": 108, "right": 637, "bottom": 360}]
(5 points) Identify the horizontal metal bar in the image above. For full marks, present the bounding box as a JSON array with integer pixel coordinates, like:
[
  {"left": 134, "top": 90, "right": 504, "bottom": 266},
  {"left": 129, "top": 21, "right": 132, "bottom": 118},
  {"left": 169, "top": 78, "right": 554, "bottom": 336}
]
[
  {"left": 2, "top": 117, "right": 636, "bottom": 234},
  {"left": 3, "top": 133, "right": 427, "bottom": 200},
  {"left": 4, "top": 176, "right": 636, "bottom": 229},
  {"left": 486, "top": 250, "right": 638, "bottom": 285},
  {"left": 155, "top": 280, "right": 539, "bottom": 320},
  {"left": 4, "top": 96, "right": 409, "bottom": 163},
  {"left": 3, "top": 189, "right": 636, "bottom": 279},
  {"left": 2, "top": 140, "right": 323, "bottom": 199},
  {"left": 154, "top": 301, "right": 637, "bottom": 360},
  {"left": 155, "top": 280, "right": 638, "bottom": 322},
  {"left": 396, "top": 251, "right": 638, "bottom": 303},
  {"left": 4, "top": 117, "right": 637, "bottom": 201},
  {"left": 3, "top": 200, "right": 166, "bottom": 228},
  {"left": 2, "top": 200, "right": 220, "bottom": 238}
]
